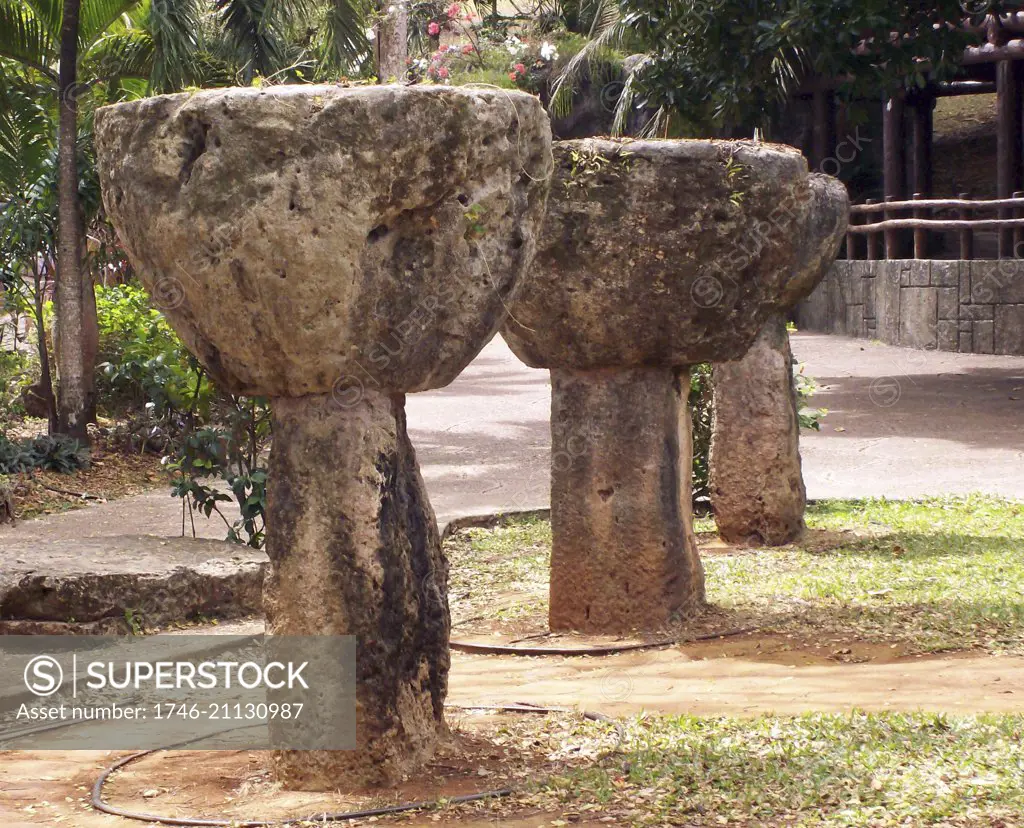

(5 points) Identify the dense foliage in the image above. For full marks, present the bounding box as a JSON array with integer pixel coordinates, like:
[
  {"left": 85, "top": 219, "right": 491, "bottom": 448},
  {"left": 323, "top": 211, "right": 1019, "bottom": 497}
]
[
  {"left": 93, "top": 284, "right": 269, "bottom": 546},
  {"left": 615, "top": 0, "right": 987, "bottom": 135}
]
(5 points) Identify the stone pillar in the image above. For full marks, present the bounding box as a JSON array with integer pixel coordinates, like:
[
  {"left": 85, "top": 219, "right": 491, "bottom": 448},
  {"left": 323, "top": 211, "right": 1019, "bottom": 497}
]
[
  {"left": 709, "top": 315, "right": 806, "bottom": 546},
  {"left": 96, "top": 85, "right": 552, "bottom": 790},
  {"left": 502, "top": 138, "right": 848, "bottom": 636},
  {"left": 548, "top": 367, "right": 705, "bottom": 633},
  {"left": 264, "top": 389, "right": 449, "bottom": 789}
]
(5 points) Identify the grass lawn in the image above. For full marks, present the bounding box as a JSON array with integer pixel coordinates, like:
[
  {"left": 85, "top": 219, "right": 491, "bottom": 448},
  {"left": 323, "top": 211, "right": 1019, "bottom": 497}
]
[
  {"left": 441, "top": 496, "right": 1024, "bottom": 825},
  {"left": 446, "top": 495, "right": 1024, "bottom": 654},
  {"left": 506, "top": 711, "right": 1024, "bottom": 826}
]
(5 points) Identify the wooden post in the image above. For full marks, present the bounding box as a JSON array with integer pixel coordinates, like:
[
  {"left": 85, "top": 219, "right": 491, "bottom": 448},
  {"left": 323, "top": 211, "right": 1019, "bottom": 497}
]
[
  {"left": 913, "top": 193, "right": 928, "bottom": 259},
  {"left": 865, "top": 198, "right": 880, "bottom": 261},
  {"left": 911, "top": 92, "right": 934, "bottom": 199},
  {"left": 884, "top": 196, "right": 902, "bottom": 259},
  {"left": 959, "top": 192, "right": 974, "bottom": 261},
  {"left": 1015, "top": 190, "right": 1024, "bottom": 257},
  {"left": 996, "top": 59, "right": 1023, "bottom": 257},
  {"left": 883, "top": 92, "right": 908, "bottom": 258},
  {"left": 811, "top": 89, "right": 837, "bottom": 173}
]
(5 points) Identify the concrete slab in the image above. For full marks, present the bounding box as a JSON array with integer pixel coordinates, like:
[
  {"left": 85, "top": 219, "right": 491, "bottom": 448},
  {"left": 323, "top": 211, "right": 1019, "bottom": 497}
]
[{"left": 0, "top": 536, "right": 264, "bottom": 631}]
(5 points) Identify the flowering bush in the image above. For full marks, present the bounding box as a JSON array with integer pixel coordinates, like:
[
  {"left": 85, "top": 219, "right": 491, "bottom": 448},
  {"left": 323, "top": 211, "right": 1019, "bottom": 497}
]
[
  {"left": 407, "top": 42, "right": 479, "bottom": 83},
  {"left": 407, "top": 0, "right": 482, "bottom": 83},
  {"left": 507, "top": 39, "right": 559, "bottom": 92},
  {"left": 423, "top": 2, "right": 473, "bottom": 44}
]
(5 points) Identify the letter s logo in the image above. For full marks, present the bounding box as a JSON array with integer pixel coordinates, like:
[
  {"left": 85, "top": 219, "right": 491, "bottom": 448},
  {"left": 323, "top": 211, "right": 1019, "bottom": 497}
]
[{"left": 24, "top": 656, "right": 64, "bottom": 697}]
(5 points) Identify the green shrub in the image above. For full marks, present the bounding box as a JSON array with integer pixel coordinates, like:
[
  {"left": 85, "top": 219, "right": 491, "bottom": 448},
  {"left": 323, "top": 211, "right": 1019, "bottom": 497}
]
[
  {"left": 95, "top": 284, "right": 213, "bottom": 419},
  {"left": 0, "top": 348, "right": 31, "bottom": 425},
  {"left": 0, "top": 433, "right": 89, "bottom": 474},
  {"left": 689, "top": 364, "right": 713, "bottom": 510}
]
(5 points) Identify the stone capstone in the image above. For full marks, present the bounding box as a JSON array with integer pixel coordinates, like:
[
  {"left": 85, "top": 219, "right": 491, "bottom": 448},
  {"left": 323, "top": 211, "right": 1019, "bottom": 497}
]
[
  {"left": 95, "top": 85, "right": 552, "bottom": 397},
  {"left": 96, "top": 84, "right": 552, "bottom": 791},
  {"left": 502, "top": 138, "right": 848, "bottom": 634},
  {"left": 503, "top": 138, "right": 849, "bottom": 370}
]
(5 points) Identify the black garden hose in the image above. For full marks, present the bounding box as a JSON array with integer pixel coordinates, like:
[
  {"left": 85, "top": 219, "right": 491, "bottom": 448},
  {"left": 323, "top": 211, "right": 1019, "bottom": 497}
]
[
  {"left": 448, "top": 626, "right": 756, "bottom": 656},
  {"left": 90, "top": 704, "right": 609, "bottom": 826},
  {"left": 82, "top": 626, "right": 764, "bottom": 824},
  {"left": 91, "top": 747, "right": 514, "bottom": 827}
]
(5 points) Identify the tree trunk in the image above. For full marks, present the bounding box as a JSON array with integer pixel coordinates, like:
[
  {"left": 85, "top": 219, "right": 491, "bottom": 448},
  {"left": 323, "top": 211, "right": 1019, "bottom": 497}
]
[
  {"left": 32, "top": 263, "right": 57, "bottom": 433},
  {"left": 375, "top": 1, "right": 408, "bottom": 83},
  {"left": 55, "top": 0, "right": 98, "bottom": 441}
]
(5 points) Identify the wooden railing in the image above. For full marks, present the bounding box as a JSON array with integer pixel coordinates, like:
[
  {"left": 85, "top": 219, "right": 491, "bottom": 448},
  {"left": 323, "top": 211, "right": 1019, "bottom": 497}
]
[{"left": 845, "top": 194, "right": 1024, "bottom": 260}]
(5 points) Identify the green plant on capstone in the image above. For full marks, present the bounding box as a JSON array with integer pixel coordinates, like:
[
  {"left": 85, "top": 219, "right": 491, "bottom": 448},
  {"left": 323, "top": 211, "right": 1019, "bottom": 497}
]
[
  {"left": 563, "top": 147, "right": 634, "bottom": 195},
  {"left": 724, "top": 151, "right": 747, "bottom": 207}
]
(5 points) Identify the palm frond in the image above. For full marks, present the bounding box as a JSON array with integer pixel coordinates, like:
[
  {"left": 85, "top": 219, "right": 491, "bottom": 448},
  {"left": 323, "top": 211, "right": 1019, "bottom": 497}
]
[
  {"left": 610, "top": 52, "right": 645, "bottom": 136},
  {"left": 264, "top": 0, "right": 314, "bottom": 28},
  {"left": 80, "top": 0, "right": 142, "bottom": 51},
  {"left": 146, "top": 0, "right": 202, "bottom": 90},
  {"left": 320, "top": 0, "right": 369, "bottom": 70},
  {"left": 213, "top": 0, "right": 288, "bottom": 81},
  {"left": 23, "top": 0, "right": 62, "bottom": 43},
  {"left": 0, "top": 68, "right": 54, "bottom": 202},
  {"left": 549, "top": 0, "right": 625, "bottom": 120},
  {"left": 86, "top": 28, "right": 154, "bottom": 82},
  {"left": 0, "top": 0, "right": 57, "bottom": 79}
]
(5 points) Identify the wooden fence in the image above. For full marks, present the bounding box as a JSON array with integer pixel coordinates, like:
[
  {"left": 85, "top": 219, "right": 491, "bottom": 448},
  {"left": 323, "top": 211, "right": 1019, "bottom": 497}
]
[{"left": 845, "top": 194, "right": 1024, "bottom": 261}]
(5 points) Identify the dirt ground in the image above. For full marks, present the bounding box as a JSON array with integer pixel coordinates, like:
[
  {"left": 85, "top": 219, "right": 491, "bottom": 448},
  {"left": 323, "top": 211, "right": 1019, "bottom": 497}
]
[{"left": 3, "top": 633, "right": 1022, "bottom": 827}]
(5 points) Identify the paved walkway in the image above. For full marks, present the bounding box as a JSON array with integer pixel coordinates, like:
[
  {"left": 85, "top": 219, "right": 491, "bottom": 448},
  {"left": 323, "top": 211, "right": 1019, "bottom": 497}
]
[
  {"left": 794, "top": 333, "right": 1024, "bottom": 499},
  {"left": 2, "top": 332, "right": 1023, "bottom": 549}
]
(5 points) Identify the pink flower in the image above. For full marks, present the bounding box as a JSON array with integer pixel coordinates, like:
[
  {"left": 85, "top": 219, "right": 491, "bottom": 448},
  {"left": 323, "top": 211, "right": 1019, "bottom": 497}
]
[
  {"left": 508, "top": 72, "right": 517, "bottom": 80},
  {"left": 514, "top": 63, "right": 526, "bottom": 74},
  {"left": 427, "top": 21, "right": 440, "bottom": 36},
  {"left": 438, "top": 66, "right": 450, "bottom": 79},
  {"left": 461, "top": 44, "right": 474, "bottom": 55},
  {"left": 446, "top": 2, "right": 461, "bottom": 19}
]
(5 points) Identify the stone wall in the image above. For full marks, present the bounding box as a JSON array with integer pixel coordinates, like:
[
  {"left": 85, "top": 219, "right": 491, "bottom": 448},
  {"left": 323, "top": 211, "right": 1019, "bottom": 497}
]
[{"left": 796, "top": 259, "right": 1024, "bottom": 355}]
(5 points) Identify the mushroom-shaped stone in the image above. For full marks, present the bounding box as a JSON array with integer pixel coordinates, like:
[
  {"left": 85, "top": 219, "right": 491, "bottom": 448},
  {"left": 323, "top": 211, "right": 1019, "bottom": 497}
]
[
  {"left": 710, "top": 174, "right": 855, "bottom": 547},
  {"left": 501, "top": 138, "right": 848, "bottom": 634},
  {"left": 95, "top": 84, "right": 552, "bottom": 789}
]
